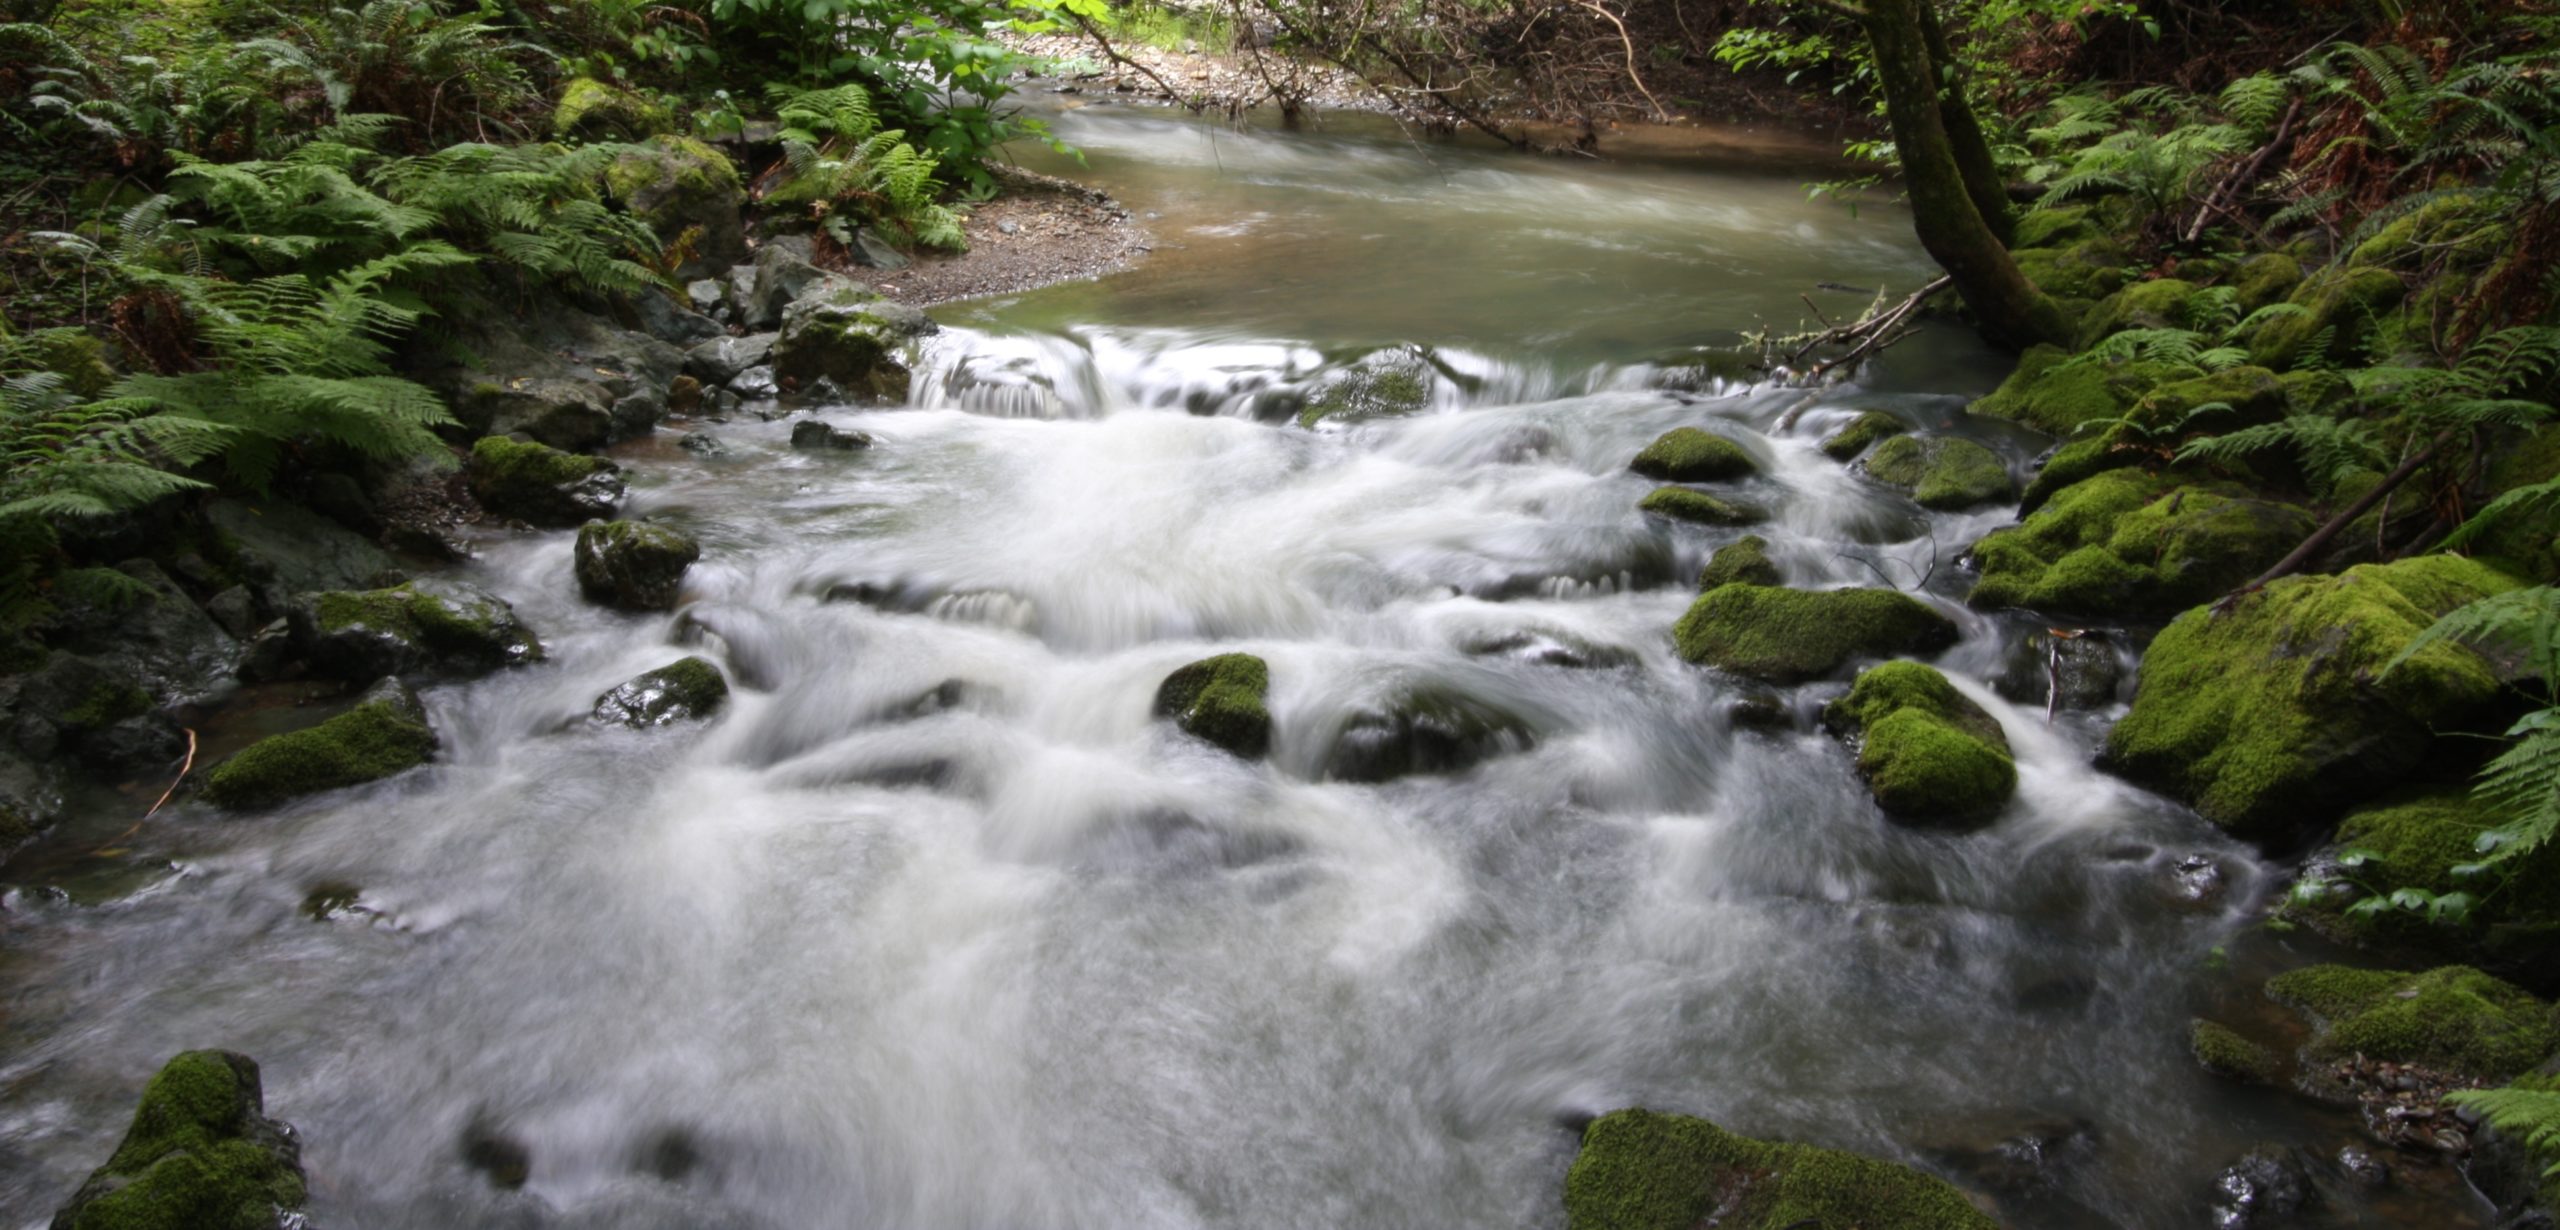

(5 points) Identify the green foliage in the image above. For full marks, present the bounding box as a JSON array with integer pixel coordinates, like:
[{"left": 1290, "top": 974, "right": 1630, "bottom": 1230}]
[
  {"left": 765, "top": 83, "right": 965, "bottom": 251},
  {"left": 1153, "top": 652, "right": 1272, "bottom": 758},
  {"left": 2446, "top": 1083, "right": 2560, "bottom": 1183},
  {"left": 2388, "top": 584, "right": 2560, "bottom": 876},
  {"left": 241, "top": 0, "right": 555, "bottom": 144}
]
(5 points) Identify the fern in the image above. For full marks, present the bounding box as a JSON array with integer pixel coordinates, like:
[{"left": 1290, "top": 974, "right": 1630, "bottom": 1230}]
[
  {"left": 763, "top": 83, "right": 967, "bottom": 253},
  {"left": 2390, "top": 586, "right": 2560, "bottom": 870},
  {"left": 2446, "top": 1085, "right": 2560, "bottom": 1181}
]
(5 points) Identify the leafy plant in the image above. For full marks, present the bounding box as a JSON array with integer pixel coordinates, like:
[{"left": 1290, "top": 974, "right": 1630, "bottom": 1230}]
[
  {"left": 241, "top": 0, "right": 556, "bottom": 144},
  {"left": 764, "top": 83, "right": 966, "bottom": 252}
]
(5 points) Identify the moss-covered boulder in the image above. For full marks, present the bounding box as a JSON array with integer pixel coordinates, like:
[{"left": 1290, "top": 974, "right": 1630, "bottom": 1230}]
[
  {"left": 1674, "top": 585, "right": 1958, "bottom": 684},
  {"left": 1298, "top": 350, "right": 1433, "bottom": 428},
  {"left": 604, "top": 135, "right": 745, "bottom": 280},
  {"left": 2077, "top": 278, "right": 2200, "bottom": 350},
  {"left": 1629, "top": 427, "right": 1758, "bottom": 482},
  {"left": 1562, "top": 1108, "right": 1993, "bottom": 1230},
  {"left": 2013, "top": 205, "right": 2100, "bottom": 250},
  {"left": 2229, "top": 252, "right": 2305, "bottom": 311},
  {"left": 1968, "top": 345, "right": 2178, "bottom": 438},
  {"left": 2347, "top": 194, "right": 2496, "bottom": 271},
  {"left": 1823, "top": 661, "right": 2015, "bottom": 827},
  {"left": 574, "top": 519, "right": 700, "bottom": 612},
  {"left": 2284, "top": 789, "right": 2560, "bottom": 974},
  {"left": 2266, "top": 964, "right": 2557, "bottom": 1080},
  {"left": 1638, "top": 486, "right": 1761, "bottom": 526},
  {"left": 1965, "top": 469, "right": 2314, "bottom": 617},
  {"left": 552, "top": 77, "right": 670, "bottom": 141},
  {"left": 2248, "top": 266, "right": 2408, "bottom": 371},
  {"left": 468, "top": 436, "right": 625, "bottom": 527},
  {"left": 1862, "top": 436, "right": 2015, "bottom": 511},
  {"left": 48, "top": 1050, "right": 306, "bottom": 1230},
  {"left": 1153, "top": 653, "right": 1271, "bottom": 758},
  {"left": 591, "top": 656, "right": 729, "bottom": 728},
  {"left": 2014, "top": 235, "right": 2131, "bottom": 301},
  {"left": 2100, "top": 555, "right": 2525, "bottom": 840},
  {"left": 2475, "top": 426, "right": 2560, "bottom": 583},
  {"left": 202, "top": 678, "right": 437, "bottom": 810},
  {"left": 290, "top": 581, "right": 543, "bottom": 682},
  {"left": 1819, "top": 411, "right": 1908, "bottom": 461},
  {"left": 1322, "top": 684, "right": 1534, "bottom": 782},
  {"left": 1698, "top": 535, "right": 1780, "bottom": 590},
  {"left": 2191, "top": 1019, "right": 2281, "bottom": 1085},
  {"left": 770, "top": 281, "right": 936, "bottom": 401}
]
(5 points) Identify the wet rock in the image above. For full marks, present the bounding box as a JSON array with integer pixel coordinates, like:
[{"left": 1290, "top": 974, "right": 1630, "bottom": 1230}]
[
  {"left": 1727, "top": 692, "right": 1790, "bottom": 731},
  {"left": 591, "top": 656, "right": 729, "bottom": 727},
  {"left": 790, "top": 420, "right": 873, "bottom": 451},
  {"left": 1991, "top": 628, "right": 2120, "bottom": 712},
  {"left": 2264, "top": 964, "right": 2555, "bottom": 1081},
  {"left": 78, "top": 712, "right": 188, "bottom": 780},
  {"left": 2169, "top": 852, "right": 2228, "bottom": 905},
  {"left": 1637, "top": 486, "right": 1762, "bottom": 526},
  {"left": 1323, "top": 685, "right": 1533, "bottom": 782},
  {"left": 1861, "top": 435, "right": 2015, "bottom": 511},
  {"left": 2191, "top": 1019, "right": 2281, "bottom": 1085},
  {"left": 1297, "top": 349, "right": 1434, "bottom": 428},
  {"left": 2209, "top": 1146, "right": 2313, "bottom": 1230},
  {"left": 2278, "top": 789, "right": 2560, "bottom": 979},
  {"left": 1921, "top": 1114, "right": 2099, "bottom": 1196},
  {"left": 289, "top": 581, "right": 542, "bottom": 682},
  {"left": 604, "top": 135, "right": 746, "bottom": 280},
  {"left": 48, "top": 1050, "right": 305, "bottom": 1230},
  {"left": 771, "top": 281, "right": 936, "bottom": 401},
  {"left": 1674, "top": 584, "right": 1958, "bottom": 684},
  {"left": 685, "top": 278, "right": 725, "bottom": 317},
  {"left": 1819, "top": 410, "right": 1907, "bottom": 461},
  {"left": 45, "top": 560, "right": 240, "bottom": 704},
  {"left": 1823, "top": 660, "right": 2015, "bottom": 828},
  {"left": 2334, "top": 1145, "right": 2389, "bottom": 1188},
  {"left": 428, "top": 307, "right": 686, "bottom": 448},
  {"left": 202, "top": 677, "right": 438, "bottom": 810},
  {"left": 684, "top": 332, "right": 777, "bottom": 387},
  {"left": 1562, "top": 1108, "right": 1996, "bottom": 1230},
  {"left": 1968, "top": 470, "right": 2314, "bottom": 618},
  {"left": 734, "top": 238, "right": 832, "bottom": 332},
  {"left": 1456, "top": 629, "right": 1633, "bottom": 670},
  {"left": 729, "top": 365, "right": 780, "bottom": 400},
  {"left": 467, "top": 436, "right": 625, "bottom": 528},
  {"left": 461, "top": 1116, "right": 531, "bottom": 1190},
  {"left": 1153, "top": 653, "right": 1271, "bottom": 758},
  {"left": 11, "top": 651, "right": 153, "bottom": 766},
  {"left": 678, "top": 431, "right": 733, "bottom": 460},
  {"left": 206, "top": 586, "right": 261, "bottom": 641},
  {"left": 1628, "top": 426, "right": 1758, "bottom": 482},
  {"left": 574, "top": 520, "right": 700, "bottom": 612},
  {"left": 1697, "top": 535, "right": 1781, "bottom": 590},
  {"left": 2100, "top": 556, "right": 2522, "bottom": 841}
]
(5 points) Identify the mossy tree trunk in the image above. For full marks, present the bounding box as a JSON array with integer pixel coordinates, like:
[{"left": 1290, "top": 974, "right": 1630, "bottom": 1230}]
[{"left": 1913, "top": 0, "right": 2016, "bottom": 245}]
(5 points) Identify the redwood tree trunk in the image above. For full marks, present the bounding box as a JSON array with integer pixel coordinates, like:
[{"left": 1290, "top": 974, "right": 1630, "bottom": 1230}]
[{"left": 1859, "top": 0, "right": 2070, "bottom": 350}]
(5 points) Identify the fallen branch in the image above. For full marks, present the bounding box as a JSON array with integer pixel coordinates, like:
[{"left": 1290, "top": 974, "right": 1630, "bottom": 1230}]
[
  {"left": 1067, "top": 11, "right": 1201, "bottom": 112},
  {"left": 92, "top": 727, "right": 197, "bottom": 856},
  {"left": 2183, "top": 96, "right": 2302, "bottom": 246},
  {"left": 1779, "top": 275, "right": 1954, "bottom": 382},
  {"left": 1567, "top": 0, "right": 1668, "bottom": 122},
  {"left": 2217, "top": 429, "right": 2449, "bottom": 609}
]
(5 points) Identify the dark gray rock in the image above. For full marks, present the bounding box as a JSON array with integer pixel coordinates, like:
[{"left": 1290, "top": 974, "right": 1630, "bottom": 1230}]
[
  {"left": 48, "top": 560, "right": 240, "bottom": 704},
  {"left": 289, "top": 580, "right": 543, "bottom": 682},
  {"left": 1322, "top": 686, "right": 1535, "bottom": 782},
  {"left": 1993, "top": 629, "right": 2123, "bottom": 712},
  {"left": 207, "top": 499, "right": 397, "bottom": 600},
  {"left": 2209, "top": 1147, "right": 2313, "bottom": 1230},
  {"left": 574, "top": 520, "right": 701, "bottom": 611},
  {"left": 772, "top": 282, "right": 935, "bottom": 402},
  {"left": 848, "top": 227, "right": 911, "bottom": 270},
  {"left": 685, "top": 332, "right": 778, "bottom": 386},
  {"left": 737, "top": 238, "right": 834, "bottom": 332},
  {"left": 623, "top": 288, "right": 724, "bottom": 346},
  {"left": 729, "top": 365, "right": 779, "bottom": 400},
  {"left": 790, "top": 420, "right": 872, "bottom": 451},
  {"left": 426, "top": 307, "right": 687, "bottom": 449},
  {"left": 678, "top": 432, "right": 732, "bottom": 460},
  {"left": 684, "top": 278, "right": 724, "bottom": 317},
  {"left": 591, "top": 656, "right": 729, "bottom": 727}
]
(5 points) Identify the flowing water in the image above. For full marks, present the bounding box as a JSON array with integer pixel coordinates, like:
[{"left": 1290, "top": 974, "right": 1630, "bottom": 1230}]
[{"left": 0, "top": 106, "right": 2489, "bottom": 1228}]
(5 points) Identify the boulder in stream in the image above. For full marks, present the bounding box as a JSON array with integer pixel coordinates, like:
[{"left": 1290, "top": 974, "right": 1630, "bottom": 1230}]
[
  {"left": 771, "top": 281, "right": 936, "bottom": 401},
  {"left": 1562, "top": 1107, "right": 1994, "bottom": 1230},
  {"left": 1965, "top": 469, "right": 2314, "bottom": 618},
  {"left": 1153, "top": 653, "right": 1271, "bottom": 759},
  {"left": 2099, "top": 555, "right": 2523, "bottom": 841},
  {"left": 48, "top": 1050, "right": 306, "bottom": 1230},
  {"left": 289, "top": 581, "right": 543, "bottom": 681},
  {"left": 1819, "top": 410, "right": 1908, "bottom": 462},
  {"left": 467, "top": 436, "right": 625, "bottom": 527},
  {"left": 201, "top": 677, "right": 438, "bottom": 810},
  {"left": 1861, "top": 435, "right": 2015, "bottom": 511},
  {"left": 1322, "top": 685, "right": 1535, "bottom": 782},
  {"left": 2265, "top": 964, "right": 2556, "bottom": 1082},
  {"left": 1823, "top": 660, "right": 2015, "bottom": 828},
  {"left": 1637, "top": 486, "right": 1762, "bottom": 527},
  {"left": 592, "top": 656, "right": 729, "bottom": 727},
  {"left": 2190, "top": 1019, "right": 2282, "bottom": 1086},
  {"left": 574, "top": 520, "right": 700, "bottom": 612},
  {"left": 790, "top": 420, "right": 873, "bottom": 451},
  {"left": 1297, "top": 350, "right": 1433, "bottom": 428},
  {"left": 1628, "top": 427, "right": 1759, "bottom": 482},
  {"left": 1697, "top": 535, "right": 1781, "bottom": 590},
  {"left": 1673, "top": 584, "right": 1957, "bottom": 684}
]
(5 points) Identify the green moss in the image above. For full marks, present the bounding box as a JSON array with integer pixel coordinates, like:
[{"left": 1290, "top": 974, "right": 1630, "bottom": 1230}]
[
  {"left": 2248, "top": 266, "right": 2408, "bottom": 371},
  {"left": 2348, "top": 194, "right": 2494, "bottom": 270},
  {"left": 2013, "top": 206, "right": 2099, "bottom": 250},
  {"left": 574, "top": 519, "right": 701, "bottom": 611},
  {"left": 2475, "top": 426, "right": 2560, "bottom": 582},
  {"left": 2077, "top": 278, "right": 2199, "bottom": 351},
  {"left": 468, "top": 435, "right": 622, "bottom": 527},
  {"left": 1698, "top": 535, "right": 1780, "bottom": 590},
  {"left": 2101, "top": 555, "right": 2524, "bottom": 839},
  {"left": 1562, "top": 1108, "right": 1993, "bottom": 1230},
  {"left": 2229, "top": 252, "right": 2305, "bottom": 312},
  {"left": 2285, "top": 788, "right": 2560, "bottom": 962},
  {"left": 1154, "top": 653, "right": 1271, "bottom": 758},
  {"left": 2191, "top": 1019, "right": 2281, "bottom": 1085},
  {"left": 63, "top": 680, "right": 150, "bottom": 731},
  {"left": 1674, "top": 585, "right": 1958, "bottom": 684},
  {"left": 1820, "top": 411, "right": 1908, "bottom": 462},
  {"left": 2014, "top": 236, "right": 2131, "bottom": 300},
  {"left": 1966, "top": 469, "right": 2312, "bottom": 616},
  {"left": 2266, "top": 964, "right": 2556, "bottom": 1080},
  {"left": 202, "top": 695, "right": 437, "bottom": 810},
  {"left": 553, "top": 76, "right": 670, "bottom": 140},
  {"left": 1863, "top": 435, "right": 2015, "bottom": 510},
  {"left": 1968, "top": 345, "right": 2176, "bottom": 437},
  {"left": 1298, "top": 361, "right": 1431, "bottom": 428},
  {"left": 55, "top": 1051, "right": 305, "bottom": 1230},
  {"left": 1824, "top": 661, "right": 2015, "bottom": 826},
  {"left": 1629, "top": 427, "right": 1757, "bottom": 482},
  {"left": 310, "top": 583, "right": 541, "bottom": 668},
  {"left": 1639, "top": 486, "right": 1760, "bottom": 526},
  {"left": 471, "top": 435, "right": 608, "bottom": 488},
  {"left": 591, "top": 656, "right": 729, "bottom": 727},
  {"left": 2019, "top": 437, "right": 2131, "bottom": 512}
]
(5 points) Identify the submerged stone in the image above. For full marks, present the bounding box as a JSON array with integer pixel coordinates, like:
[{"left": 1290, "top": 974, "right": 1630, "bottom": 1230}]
[
  {"left": 1153, "top": 653, "right": 1271, "bottom": 759},
  {"left": 1629, "top": 427, "right": 1758, "bottom": 482},
  {"left": 1637, "top": 486, "right": 1761, "bottom": 526},
  {"left": 202, "top": 679, "right": 438, "bottom": 810},
  {"left": 1322, "top": 685, "right": 1533, "bottom": 782},
  {"left": 2190, "top": 1019, "right": 2281, "bottom": 1086},
  {"left": 49, "top": 1050, "right": 306, "bottom": 1230},
  {"left": 1673, "top": 584, "right": 1958, "bottom": 684},
  {"left": 591, "top": 656, "right": 729, "bottom": 727},
  {"left": 1862, "top": 436, "right": 2015, "bottom": 511},
  {"left": 2265, "top": 964, "right": 2556, "bottom": 1081},
  {"left": 574, "top": 520, "right": 700, "bottom": 612},
  {"left": 1563, "top": 1108, "right": 1994, "bottom": 1230},
  {"left": 467, "top": 436, "right": 625, "bottom": 528},
  {"left": 1698, "top": 535, "right": 1780, "bottom": 591},
  {"left": 1823, "top": 661, "right": 2015, "bottom": 828},
  {"left": 1819, "top": 411, "right": 1908, "bottom": 461}
]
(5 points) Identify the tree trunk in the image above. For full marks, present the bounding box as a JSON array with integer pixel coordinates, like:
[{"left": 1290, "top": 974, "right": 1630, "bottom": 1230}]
[
  {"left": 1914, "top": 0, "right": 2015, "bottom": 245},
  {"left": 1858, "top": 0, "right": 2071, "bottom": 350}
]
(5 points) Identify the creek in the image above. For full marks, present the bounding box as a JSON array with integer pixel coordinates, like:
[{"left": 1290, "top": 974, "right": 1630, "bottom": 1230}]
[{"left": 0, "top": 104, "right": 2482, "bottom": 1228}]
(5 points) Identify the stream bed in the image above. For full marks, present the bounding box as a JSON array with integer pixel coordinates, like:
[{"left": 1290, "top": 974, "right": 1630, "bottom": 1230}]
[{"left": 0, "top": 104, "right": 2496, "bottom": 1228}]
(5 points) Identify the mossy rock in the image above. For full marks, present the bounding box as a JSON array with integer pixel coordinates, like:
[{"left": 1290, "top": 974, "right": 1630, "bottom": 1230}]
[
  {"left": 1968, "top": 345, "right": 2178, "bottom": 438},
  {"left": 591, "top": 656, "right": 729, "bottom": 728},
  {"left": 770, "top": 282, "right": 936, "bottom": 401},
  {"left": 1322, "top": 684, "right": 1533, "bottom": 782},
  {"left": 1629, "top": 427, "right": 1758, "bottom": 482},
  {"left": 2077, "top": 278, "right": 2199, "bottom": 351},
  {"left": 1698, "top": 535, "right": 1780, "bottom": 590},
  {"left": 2474, "top": 425, "right": 2560, "bottom": 583},
  {"left": 604, "top": 135, "right": 745, "bottom": 279},
  {"left": 1674, "top": 584, "right": 1958, "bottom": 684},
  {"left": 1819, "top": 411, "right": 1907, "bottom": 462},
  {"left": 201, "top": 679, "right": 435, "bottom": 811},
  {"left": 1638, "top": 486, "right": 1761, "bottom": 526},
  {"left": 2229, "top": 252, "right": 2305, "bottom": 312},
  {"left": 49, "top": 1050, "right": 306, "bottom": 1230},
  {"left": 2347, "top": 194, "right": 2496, "bottom": 271},
  {"left": 2266, "top": 964, "right": 2557, "bottom": 1081},
  {"left": 2013, "top": 205, "right": 2100, "bottom": 250},
  {"left": 1562, "top": 1108, "right": 1994, "bottom": 1230},
  {"left": 552, "top": 76, "right": 670, "bottom": 141},
  {"left": 1823, "top": 661, "right": 2015, "bottom": 827},
  {"left": 1153, "top": 653, "right": 1270, "bottom": 759},
  {"left": 468, "top": 436, "right": 625, "bottom": 528},
  {"left": 574, "top": 519, "right": 701, "bottom": 612},
  {"left": 2100, "top": 555, "right": 2525, "bottom": 841},
  {"left": 1298, "top": 352, "right": 1433, "bottom": 428},
  {"left": 1965, "top": 469, "right": 2314, "bottom": 617},
  {"left": 2014, "top": 236, "right": 2131, "bottom": 301},
  {"left": 2191, "top": 1019, "right": 2281, "bottom": 1085},
  {"left": 292, "top": 581, "right": 543, "bottom": 682},
  {"left": 1862, "top": 436, "right": 2015, "bottom": 511},
  {"left": 2247, "top": 266, "right": 2408, "bottom": 371},
  {"left": 2017, "top": 437, "right": 2134, "bottom": 514},
  {"left": 2283, "top": 788, "right": 2560, "bottom": 973}
]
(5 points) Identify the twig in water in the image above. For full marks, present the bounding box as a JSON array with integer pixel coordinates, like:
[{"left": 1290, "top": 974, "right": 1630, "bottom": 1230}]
[{"left": 92, "top": 727, "right": 196, "bottom": 856}]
